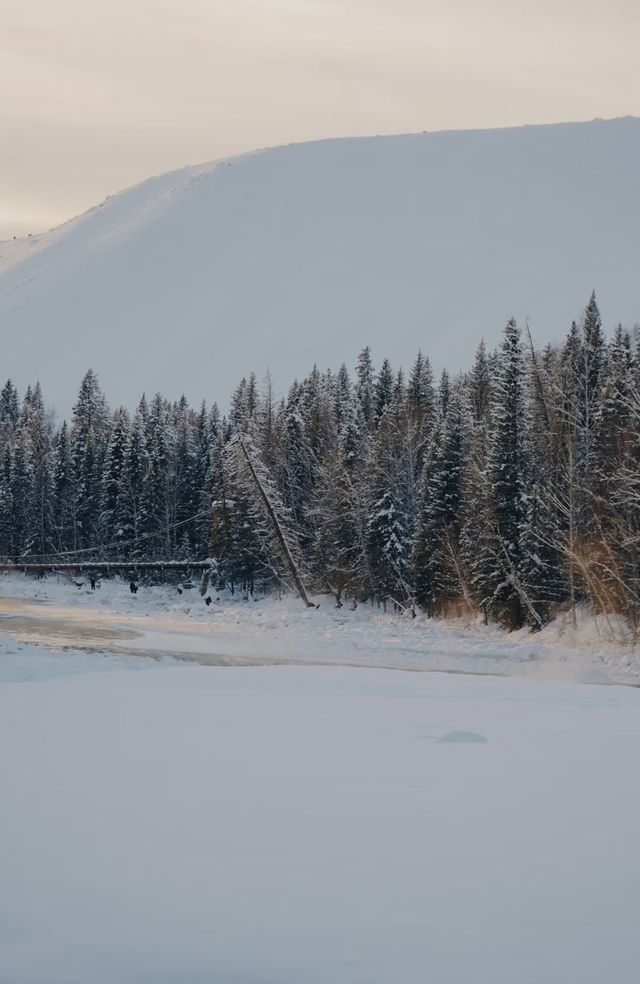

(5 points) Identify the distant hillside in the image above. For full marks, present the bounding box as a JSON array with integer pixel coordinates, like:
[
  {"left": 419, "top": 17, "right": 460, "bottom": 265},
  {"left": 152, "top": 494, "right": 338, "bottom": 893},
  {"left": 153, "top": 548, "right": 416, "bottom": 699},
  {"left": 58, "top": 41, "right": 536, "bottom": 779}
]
[{"left": 1, "top": 117, "right": 639, "bottom": 415}]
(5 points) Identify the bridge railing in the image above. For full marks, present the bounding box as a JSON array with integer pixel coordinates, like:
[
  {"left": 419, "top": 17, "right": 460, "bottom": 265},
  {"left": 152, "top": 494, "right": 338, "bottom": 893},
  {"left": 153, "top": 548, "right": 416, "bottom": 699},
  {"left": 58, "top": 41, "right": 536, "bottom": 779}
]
[{"left": 0, "top": 559, "right": 212, "bottom": 575}]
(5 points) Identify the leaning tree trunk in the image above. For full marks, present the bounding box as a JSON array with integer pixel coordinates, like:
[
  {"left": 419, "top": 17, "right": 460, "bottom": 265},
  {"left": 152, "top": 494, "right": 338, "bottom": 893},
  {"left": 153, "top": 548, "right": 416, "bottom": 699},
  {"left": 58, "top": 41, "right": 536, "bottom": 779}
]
[{"left": 237, "top": 436, "right": 313, "bottom": 609}]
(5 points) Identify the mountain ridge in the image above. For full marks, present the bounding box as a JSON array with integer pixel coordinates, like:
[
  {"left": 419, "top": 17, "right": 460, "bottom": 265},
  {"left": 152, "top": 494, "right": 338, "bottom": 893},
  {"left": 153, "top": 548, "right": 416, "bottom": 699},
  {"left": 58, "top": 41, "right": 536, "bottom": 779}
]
[
  {"left": 4, "top": 114, "right": 637, "bottom": 250},
  {"left": 2, "top": 116, "right": 639, "bottom": 416}
]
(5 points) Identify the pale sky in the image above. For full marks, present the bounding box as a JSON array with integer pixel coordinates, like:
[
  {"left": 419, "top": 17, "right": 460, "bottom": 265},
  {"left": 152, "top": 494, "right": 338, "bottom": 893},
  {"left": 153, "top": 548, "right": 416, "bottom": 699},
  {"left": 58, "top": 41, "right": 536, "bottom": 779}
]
[{"left": 2, "top": 0, "right": 639, "bottom": 239}]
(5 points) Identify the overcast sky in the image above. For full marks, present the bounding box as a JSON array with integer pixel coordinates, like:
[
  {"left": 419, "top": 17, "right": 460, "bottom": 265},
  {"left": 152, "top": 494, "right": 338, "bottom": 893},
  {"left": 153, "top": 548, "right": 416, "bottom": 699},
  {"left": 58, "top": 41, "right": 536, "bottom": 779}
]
[{"left": 2, "top": 0, "right": 639, "bottom": 239}]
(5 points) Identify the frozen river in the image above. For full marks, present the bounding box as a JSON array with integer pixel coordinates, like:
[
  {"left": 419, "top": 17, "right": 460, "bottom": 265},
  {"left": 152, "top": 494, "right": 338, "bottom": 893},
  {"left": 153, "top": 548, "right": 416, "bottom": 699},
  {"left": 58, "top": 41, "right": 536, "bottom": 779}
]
[
  {"left": 1, "top": 584, "right": 640, "bottom": 982},
  {"left": 0, "top": 595, "right": 532, "bottom": 675},
  {"left": 0, "top": 596, "right": 141, "bottom": 647},
  {"left": 0, "top": 596, "right": 297, "bottom": 666},
  {"left": 2, "top": 649, "right": 640, "bottom": 984}
]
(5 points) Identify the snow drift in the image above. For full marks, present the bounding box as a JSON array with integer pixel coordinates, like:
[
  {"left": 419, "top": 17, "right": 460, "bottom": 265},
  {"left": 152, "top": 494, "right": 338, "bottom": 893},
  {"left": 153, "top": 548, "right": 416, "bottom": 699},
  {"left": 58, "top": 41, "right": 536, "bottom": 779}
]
[{"left": 1, "top": 116, "right": 639, "bottom": 414}]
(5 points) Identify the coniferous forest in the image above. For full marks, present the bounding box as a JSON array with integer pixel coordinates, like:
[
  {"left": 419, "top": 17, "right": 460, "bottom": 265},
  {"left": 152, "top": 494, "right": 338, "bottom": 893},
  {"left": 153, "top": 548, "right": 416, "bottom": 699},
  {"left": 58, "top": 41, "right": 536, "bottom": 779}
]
[{"left": 2, "top": 293, "right": 640, "bottom": 631}]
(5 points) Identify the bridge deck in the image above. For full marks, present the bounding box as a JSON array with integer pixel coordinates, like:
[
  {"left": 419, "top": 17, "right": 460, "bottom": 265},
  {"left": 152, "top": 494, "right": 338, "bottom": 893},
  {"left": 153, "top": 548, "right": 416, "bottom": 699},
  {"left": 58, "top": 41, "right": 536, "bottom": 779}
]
[{"left": 0, "top": 561, "right": 211, "bottom": 574}]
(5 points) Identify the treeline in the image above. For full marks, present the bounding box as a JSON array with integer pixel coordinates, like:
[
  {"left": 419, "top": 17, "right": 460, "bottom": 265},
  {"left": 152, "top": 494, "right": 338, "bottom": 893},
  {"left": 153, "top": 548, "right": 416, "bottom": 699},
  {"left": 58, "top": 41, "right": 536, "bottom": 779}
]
[{"left": 2, "top": 292, "right": 640, "bottom": 631}]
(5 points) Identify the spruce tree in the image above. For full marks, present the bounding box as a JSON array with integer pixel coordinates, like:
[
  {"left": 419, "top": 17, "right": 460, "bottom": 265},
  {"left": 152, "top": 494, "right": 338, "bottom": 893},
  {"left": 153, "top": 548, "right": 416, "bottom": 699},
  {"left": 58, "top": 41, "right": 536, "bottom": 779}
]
[
  {"left": 356, "top": 346, "right": 375, "bottom": 430},
  {"left": 366, "top": 405, "right": 412, "bottom": 607},
  {"left": 407, "top": 350, "right": 435, "bottom": 426},
  {"left": 374, "top": 358, "right": 394, "bottom": 424},
  {"left": 100, "top": 408, "right": 130, "bottom": 550},
  {"left": 10, "top": 426, "right": 36, "bottom": 557},
  {"left": 19, "top": 382, "right": 54, "bottom": 558},
  {"left": 117, "top": 413, "right": 148, "bottom": 557},
  {"left": 0, "top": 379, "right": 19, "bottom": 443},
  {"left": 0, "top": 444, "right": 13, "bottom": 557},
  {"left": 53, "top": 421, "right": 72, "bottom": 552},
  {"left": 413, "top": 387, "right": 466, "bottom": 615},
  {"left": 482, "top": 319, "right": 528, "bottom": 628},
  {"left": 70, "top": 369, "right": 109, "bottom": 552}
]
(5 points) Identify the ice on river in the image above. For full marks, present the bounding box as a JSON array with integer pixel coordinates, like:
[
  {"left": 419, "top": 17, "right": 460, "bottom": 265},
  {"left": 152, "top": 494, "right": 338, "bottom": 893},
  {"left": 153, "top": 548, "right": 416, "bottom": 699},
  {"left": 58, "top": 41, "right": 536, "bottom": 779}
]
[{"left": 1, "top": 653, "right": 639, "bottom": 984}]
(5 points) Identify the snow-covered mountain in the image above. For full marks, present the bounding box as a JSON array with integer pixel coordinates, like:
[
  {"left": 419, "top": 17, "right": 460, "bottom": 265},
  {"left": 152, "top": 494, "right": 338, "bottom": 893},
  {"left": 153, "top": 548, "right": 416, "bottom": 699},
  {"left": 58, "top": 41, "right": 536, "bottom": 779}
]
[{"left": 1, "top": 116, "right": 639, "bottom": 416}]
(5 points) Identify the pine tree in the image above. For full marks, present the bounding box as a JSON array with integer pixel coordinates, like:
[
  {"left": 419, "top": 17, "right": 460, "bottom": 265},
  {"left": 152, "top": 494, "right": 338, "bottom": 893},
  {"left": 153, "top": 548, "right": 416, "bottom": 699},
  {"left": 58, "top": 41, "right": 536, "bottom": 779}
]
[
  {"left": 413, "top": 387, "right": 466, "bottom": 615},
  {"left": 459, "top": 342, "right": 494, "bottom": 617},
  {"left": 0, "top": 443, "right": 13, "bottom": 557},
  {"left": 519, "top": 480, "right": 565, "bottom": 627},
  {"left": 436, "top": 370, "right": 450, "bottom": 419},
  {"left": 10, "top": 426, "right": 36, "bottom": 557},
  {"left": 280, "top": 381, "right": 311, "bottom": 525},
  {"left": 576, "top": 292, "right": 605, "bottom": 500},
  {"left": 140, "top": 394, "right": 172, "bottom": 559},
  {"left": 407, "top": 350, "right": 435, "bottom": 425},
  {"left": 173, "top": 404, "right": 199, "bottom": 556},
  {"left": 19, "top": 382, "right": 54, "bottom": 558},
  {"left": 481, "top": 319, "right": 528, "bottom": 629},
  {"left": 366, "top": 406, "right": 412, "bottom": 607},
  {"left": 333, "top": 363, "right": 353, "bottom": 434},
  {"left": 53, "top": 421, "right": 72, "bottom": 552},
  {"left": 597, "top": 324, "right": 632, "bottom": 475},
  {"left": 467, "top": 340, "right": 491, "bottom": 427},
  {"left": 374, "top": 358, "right": 394, "bottom": 424},
  {"left": 590, "top": 325, "right": 636, "bottom": 615},
  {"left": 208, "top": 430, "right": 237, "bottom": 587},
  {"left": 518, "top": 333, "right": 565, "bottom": 626},
  {"left": 356, "top": 346, "right": 375, "bottom": 430},
  {"left": 117, "top": 413, "right": 148, "bottom": 557},
  {"left": 100, "top": 408, "right": 130, "bottom": 550},
  {"left": 0, "top": 379, "right": 19, "bottom": 444},
  {"left": 193, "top": 402, "right": 219, "bottom": 557},
  {"left": 310, "top": 388, "right": 368, "bottom": 603},
  {"left": 70, "top": 369, "right": 109, "bottom": 552}
]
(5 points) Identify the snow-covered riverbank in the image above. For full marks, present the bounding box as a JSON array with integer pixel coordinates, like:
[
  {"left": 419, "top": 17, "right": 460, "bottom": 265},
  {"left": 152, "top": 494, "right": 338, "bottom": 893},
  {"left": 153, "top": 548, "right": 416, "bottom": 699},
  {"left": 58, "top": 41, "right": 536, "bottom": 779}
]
[{"left": 1, "top": 571, "right": 639, "bottom": 685}]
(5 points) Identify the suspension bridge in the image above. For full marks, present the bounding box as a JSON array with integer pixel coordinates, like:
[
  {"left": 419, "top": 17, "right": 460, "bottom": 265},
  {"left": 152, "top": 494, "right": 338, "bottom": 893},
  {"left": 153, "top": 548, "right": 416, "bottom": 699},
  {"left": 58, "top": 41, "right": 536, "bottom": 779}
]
[{"left": 0, "top": 558, "right": 212, "bottom": 582}]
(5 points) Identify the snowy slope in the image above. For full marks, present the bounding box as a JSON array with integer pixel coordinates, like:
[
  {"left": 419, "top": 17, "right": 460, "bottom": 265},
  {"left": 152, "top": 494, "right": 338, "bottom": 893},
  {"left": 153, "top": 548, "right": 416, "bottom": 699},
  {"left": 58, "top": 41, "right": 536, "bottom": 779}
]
[{"left": 1, "top": 117, "right": 639, "bottom": 415}]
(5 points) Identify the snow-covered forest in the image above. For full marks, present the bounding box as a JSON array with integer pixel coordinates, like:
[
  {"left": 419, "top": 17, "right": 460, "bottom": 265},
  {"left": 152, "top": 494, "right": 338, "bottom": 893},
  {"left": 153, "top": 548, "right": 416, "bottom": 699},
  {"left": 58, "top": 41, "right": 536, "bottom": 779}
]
[{"left": 2, "top": 293, "right": 639, "bottom": 632}]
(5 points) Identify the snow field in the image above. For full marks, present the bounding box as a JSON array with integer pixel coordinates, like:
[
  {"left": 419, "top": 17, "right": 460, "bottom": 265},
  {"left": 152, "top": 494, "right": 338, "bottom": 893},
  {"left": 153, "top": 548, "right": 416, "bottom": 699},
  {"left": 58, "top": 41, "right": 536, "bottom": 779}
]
[{"left": 1, "top": 661, "right": 639, "bottom": 983}]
